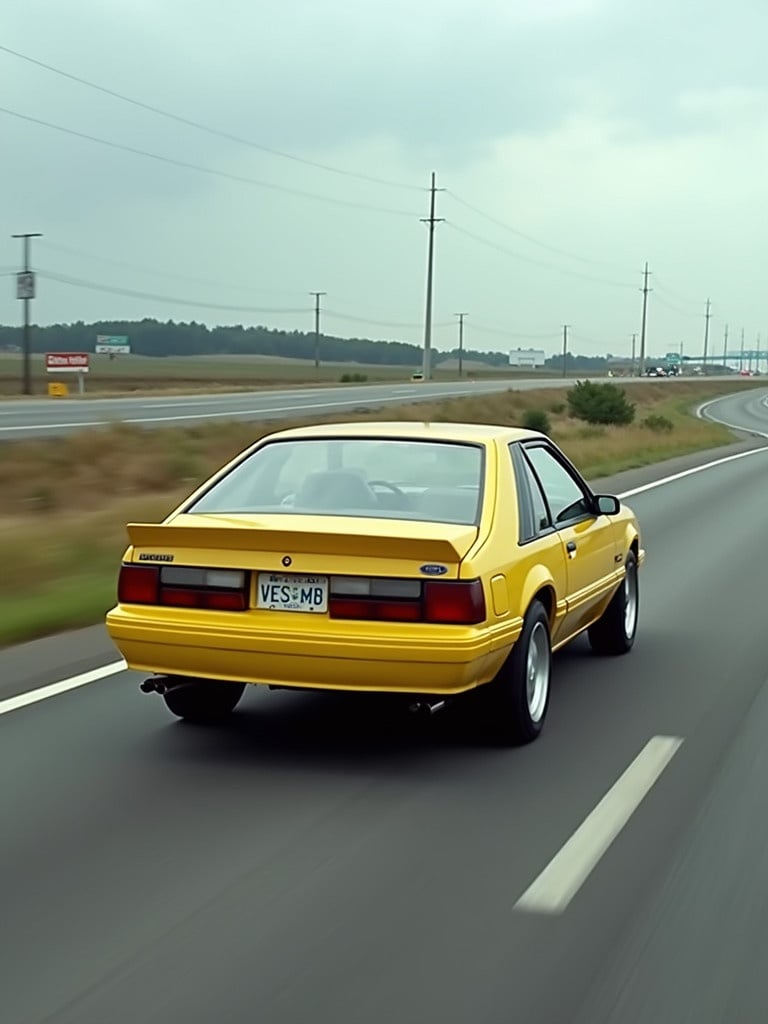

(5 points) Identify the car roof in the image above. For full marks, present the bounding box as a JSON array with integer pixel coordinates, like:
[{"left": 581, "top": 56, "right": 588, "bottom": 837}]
[{"left": 259, "top": 421, "right": 543, "bottom": 444}]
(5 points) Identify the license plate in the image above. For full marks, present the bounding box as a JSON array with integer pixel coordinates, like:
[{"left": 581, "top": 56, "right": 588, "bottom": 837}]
[{"left": 256, "top": 573, "right": 328, "bottom": 613}]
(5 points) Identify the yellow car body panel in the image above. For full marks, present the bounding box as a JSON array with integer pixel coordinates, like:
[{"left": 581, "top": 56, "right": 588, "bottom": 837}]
[{"left": 105, "top": 421, "right": 642, "bottom": 696}]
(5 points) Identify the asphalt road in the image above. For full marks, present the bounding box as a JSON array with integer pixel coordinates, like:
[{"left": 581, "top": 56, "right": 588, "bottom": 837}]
[
  {"left": 1, "top": 389, "right": 767, "bottom": 1023},
  {"left": 0, "top": 373, "right": 740, "bottom": 440}
]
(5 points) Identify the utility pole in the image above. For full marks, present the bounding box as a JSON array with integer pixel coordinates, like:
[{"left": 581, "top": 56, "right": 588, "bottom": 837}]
[
  {"left": 12, "top": 232, "right": 42, "bottom": 395},
  {"left": 702, "top": 298, "right": 711, "bottom": 374},
  {"left": 740, "top": 327, "right": 745, "bottom": 372},
  {"left": 561, "top": 324, "right": 570, "bottom": 378},
  {"left": 722, "top": 323, "right": 728, "bottom": 371},
  {"left": 638, "top": 262, "right": 651, "bottom": 377},
  {"left": 454, "top": 312, "right": 467, "bottom": 377},
  {"left": 630, "top": 333, "right": 637, "bottom": 375},
  {"left": 421, "top": 171, "right": 444, "bottom": 380},
  {"left": 310, "top": 291, "right": 326, "bottom": 370}
]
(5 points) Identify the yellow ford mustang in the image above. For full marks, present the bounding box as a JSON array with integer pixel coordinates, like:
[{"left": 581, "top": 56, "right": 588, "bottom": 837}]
[{"left": 106, "top": 421, "right": 644, "bottom": 744}]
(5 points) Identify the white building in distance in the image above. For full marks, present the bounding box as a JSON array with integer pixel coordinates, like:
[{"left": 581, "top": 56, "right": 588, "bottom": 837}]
[{"left": 508, "top": 347, "right": 547, "bottom": 368}]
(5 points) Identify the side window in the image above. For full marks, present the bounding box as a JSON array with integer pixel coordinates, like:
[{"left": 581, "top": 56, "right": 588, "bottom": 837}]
[
  {"left": 511, "top": 444, "right": 552, "bottom": 542},
  {"left": 524, "top": 445, "right": 592, "bottom": 524}
]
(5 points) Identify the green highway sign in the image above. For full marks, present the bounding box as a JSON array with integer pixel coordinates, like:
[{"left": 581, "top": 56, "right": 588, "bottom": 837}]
[{"left": 95, "top": 335, "right": 130, "bottom": 354}]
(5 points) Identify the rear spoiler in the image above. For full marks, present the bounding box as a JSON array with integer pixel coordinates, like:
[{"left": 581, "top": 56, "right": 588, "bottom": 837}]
[{"left": 126, "top": 517, "right": 479, "bottom": 564}]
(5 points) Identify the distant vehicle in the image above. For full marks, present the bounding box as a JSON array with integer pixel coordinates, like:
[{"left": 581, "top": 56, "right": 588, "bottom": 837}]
[
  {"left": 410, "top": 372, "right": 425, "bottom": 382},
  {"left": 645, "top": 367, "right": 666, "bottom": 377},
  {"left": 106, "top": 420, "right": 644, "bottom": 745}
]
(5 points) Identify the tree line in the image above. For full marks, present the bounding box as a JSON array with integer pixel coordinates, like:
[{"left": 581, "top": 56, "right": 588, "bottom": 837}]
[{"left": 0, "top": 318, "right": 613, "bottom": 371}]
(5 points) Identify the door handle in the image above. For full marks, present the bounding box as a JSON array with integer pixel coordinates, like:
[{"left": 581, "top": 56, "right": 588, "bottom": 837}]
[{"left": 566, "top": 540, "right": 577, "bottom": 555}]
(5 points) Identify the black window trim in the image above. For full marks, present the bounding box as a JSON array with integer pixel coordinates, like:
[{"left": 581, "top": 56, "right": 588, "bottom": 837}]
[
  {"left": 518, "top": 439, "right": 599, "bottom": 534},
  {"left": 183, "top": 434, "right": 488, "bottom": 527},
  {"left": 510, "top": 442, "right": 556, "bottom": 546}
]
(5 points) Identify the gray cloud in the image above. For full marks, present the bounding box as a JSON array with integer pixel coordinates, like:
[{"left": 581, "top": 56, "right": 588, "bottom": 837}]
[{"left": 1, "top": 0, "right": 767, "bottom": 356}]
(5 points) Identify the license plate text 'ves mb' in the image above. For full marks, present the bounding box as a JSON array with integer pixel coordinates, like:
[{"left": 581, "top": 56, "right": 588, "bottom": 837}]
[{"left": 256, "top": 573, "right": 328, "bottom": 613}]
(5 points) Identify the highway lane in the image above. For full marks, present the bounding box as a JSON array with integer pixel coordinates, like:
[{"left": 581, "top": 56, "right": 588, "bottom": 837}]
[
  {"left": 1, "top": 390, "right": 767, "bottom": 1023},
  {"left": 0, "top": 373, "right": 741, "bottom": 439},
  {"left": 0, "top": 378, "right": 535, "bottom": 439}
]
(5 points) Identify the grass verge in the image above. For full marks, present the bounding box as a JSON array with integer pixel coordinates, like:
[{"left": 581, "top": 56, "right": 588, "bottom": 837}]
[{"left": 0, "top": 379, "right": 761, "bottom": 648}]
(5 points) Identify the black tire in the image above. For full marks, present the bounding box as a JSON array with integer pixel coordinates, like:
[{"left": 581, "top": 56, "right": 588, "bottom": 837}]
[
  {"left": 480, "top": 600, "right": 552, "bottom": 746},
  {"left": 163, "top": 680, "right": 246, "bottom": 723},
  {"left": 588, "top": 550, "right": 638, "bottom": 656}
]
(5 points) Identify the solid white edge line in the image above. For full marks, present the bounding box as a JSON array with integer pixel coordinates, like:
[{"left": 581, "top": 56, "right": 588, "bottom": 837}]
[
  {"left": 515, "top": 735, "right": 684, "bottom": 915},
  {"left": 0, "top": 659, "right": 127, "bottom": 717},
  {"left": 617, "top": 443, "right": 768, "bottom": 499}
]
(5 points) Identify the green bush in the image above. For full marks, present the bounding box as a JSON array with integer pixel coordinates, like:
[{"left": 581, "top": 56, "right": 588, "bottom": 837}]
[
  {"left": 340, "top": 372, "right": 368, "bottom": 383},
  {"left": 522, "top": 408, "right": 551, "bottom": 434},
  {"left": 549, "top": 401, "right": 566, "bottom": 415},
  {"left": 566, "top": 380, "right": 635, "bottom": 425},
  {"left": 642, "top": 414, "right": 674, "bottom": 433}
]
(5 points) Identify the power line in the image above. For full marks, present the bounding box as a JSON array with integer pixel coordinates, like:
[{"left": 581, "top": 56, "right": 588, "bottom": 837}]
[
  {"left": 652, "top": 275, "right": 701, "bottom": 307},
  {"left": 0, "top": 106, "right": 419, "bottom": 218},
  {"left": 470, "top": 321, "right": 557, "bottom": 340},
  {"left": 37, "top": 269, "right": 313, "bottom": 314},
  {"left": 36, "top": 269, "right": 451, "bottom": 331},
  {"left": 0, "top": 44, "right": 421, "bottom": 193},
  {"left": 37, "top": 240, "right": 306, "bottom": 296},
  {"left": 324, "top": 309, "right": 452, "bottom": 330},
  {"left": 446, "top": 190, "right": 635, "bottom": 273},
  {"left": 651, "top": 291, "right": 699, "bottom": 318},
  {"left": 444, "top": 222, "right": 636, "bottom": 290}
]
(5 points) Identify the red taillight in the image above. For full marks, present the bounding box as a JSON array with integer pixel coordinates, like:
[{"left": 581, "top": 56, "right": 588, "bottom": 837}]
[
  {"left": 161, "top": 588, "right": 199, "bottom": 607},
  {"left": 330, "top": 598, "right": 422, "bottom": 622},
  {"left": 204, "top": 591, "right": 246, "bottom": 611},
  {"left": 424, "top": 580, "right": 486, "bottom": 625},
  {"left": 160, "top": 588, "right": 246, "bottom": 611},
  {"left": 118, "top": 564, "right": 247, "bottom": 610},
  {"left": 118, "top": 565, "right": 159, "bottom": 604}
]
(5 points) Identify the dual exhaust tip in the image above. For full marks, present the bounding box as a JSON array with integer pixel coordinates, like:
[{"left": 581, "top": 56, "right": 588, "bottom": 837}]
[{"left": 142, "top": 677, "right": 449, "bottom": 715}]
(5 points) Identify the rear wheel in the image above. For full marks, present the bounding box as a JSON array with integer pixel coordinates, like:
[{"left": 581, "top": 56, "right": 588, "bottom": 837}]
[
  {"left": 588, "top": 550, "right": 638, "bottom": 656},
  {"left": 163, "top": 680, "right": 246, "bottom": 723},
  {"left": 481, "top": 600, "right": 551, "bottom": 745}
]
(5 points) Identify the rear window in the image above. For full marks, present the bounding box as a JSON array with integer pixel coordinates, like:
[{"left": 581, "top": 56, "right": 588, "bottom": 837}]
[{"left": 187, "top": 438, "right": 485, "bottom": 525}]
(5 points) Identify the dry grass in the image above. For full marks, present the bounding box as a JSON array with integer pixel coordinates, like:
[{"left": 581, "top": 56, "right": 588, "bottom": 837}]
[{"left": 0, "top": 378, "right": 760, "bottom": 646}]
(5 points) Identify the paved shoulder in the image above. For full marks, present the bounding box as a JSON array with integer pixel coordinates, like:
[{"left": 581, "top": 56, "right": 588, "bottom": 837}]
[{"left": 0, "top": 624, "right": 121, "bottom": 702}]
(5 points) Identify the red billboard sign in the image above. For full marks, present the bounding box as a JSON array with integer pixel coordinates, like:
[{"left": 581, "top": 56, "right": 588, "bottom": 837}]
[{"left": 45, "top": 352, "right": 90, "bottom": 373}]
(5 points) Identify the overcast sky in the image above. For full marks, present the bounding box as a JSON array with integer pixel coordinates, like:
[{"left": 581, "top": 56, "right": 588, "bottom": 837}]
[{"left": 2, "top": 0, "right": 767, "bottom": 359}]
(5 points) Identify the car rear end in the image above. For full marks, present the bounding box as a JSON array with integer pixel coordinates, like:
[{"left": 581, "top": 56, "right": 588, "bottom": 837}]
[
  {"left": 106, "top": 434, "right": 506, "bottom": 696},
  {"left": 107, "top": 517, "right": 503, "bottom": 694}
]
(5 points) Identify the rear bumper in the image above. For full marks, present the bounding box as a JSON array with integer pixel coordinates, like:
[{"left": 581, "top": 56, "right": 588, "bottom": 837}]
[{"left": 106, "top": 606, "right": 518, "bottom": 695}]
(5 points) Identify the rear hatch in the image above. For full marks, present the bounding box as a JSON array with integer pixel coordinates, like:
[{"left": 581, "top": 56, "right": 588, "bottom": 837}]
[{"left": 122, "top": 513, "right": 483, "bottom": 624}]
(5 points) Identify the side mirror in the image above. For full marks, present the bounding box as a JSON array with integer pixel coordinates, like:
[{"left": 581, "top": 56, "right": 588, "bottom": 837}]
[{"left": 594, "top": 494, "right": 621, "bottom": 516}]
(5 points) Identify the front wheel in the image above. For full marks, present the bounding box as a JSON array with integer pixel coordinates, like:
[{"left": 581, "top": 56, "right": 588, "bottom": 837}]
[
  {"left": 163, "top": 680, "right": 246, "bottom": 723},
  {"left": 480, "top": 600, "right": 552, "bottom": 746},
  {"left": 588, "top": 550, "right": 639, "bottom": 656}
]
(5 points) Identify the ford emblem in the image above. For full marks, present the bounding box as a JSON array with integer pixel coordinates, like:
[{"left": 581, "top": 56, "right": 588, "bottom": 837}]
[{"left": 420, "top": 564, "right": 448, "bottom": 576}]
